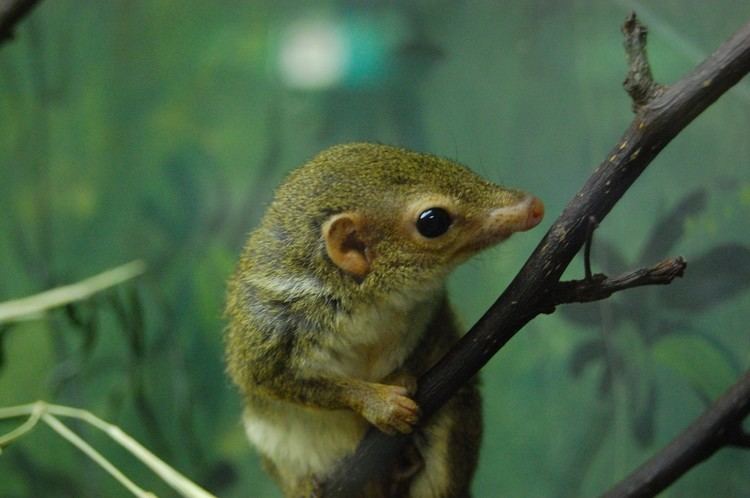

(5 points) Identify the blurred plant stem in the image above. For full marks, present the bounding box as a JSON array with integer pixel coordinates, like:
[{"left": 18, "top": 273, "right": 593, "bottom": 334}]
[
  {"left": 0, "top": 401, "right": 217, "bottom": 498},
  {"left": 0, "top": 260, "right": 146, "bottom": 324}
]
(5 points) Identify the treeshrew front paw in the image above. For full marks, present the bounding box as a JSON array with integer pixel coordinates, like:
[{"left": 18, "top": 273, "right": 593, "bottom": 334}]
[
  {"left": 360, "top": 383, "right": 420, "bottom": 435},
  {"left": 383, "top": 370, "right": 418, "bottom": 396}
]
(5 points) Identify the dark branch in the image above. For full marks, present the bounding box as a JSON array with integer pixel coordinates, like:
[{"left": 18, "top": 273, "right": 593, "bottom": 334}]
[
  {"left": 543, "top": 256, "right": 687, "bottom": 310},
  {"left": 622, "top": 12, "right": 664, "bottom": 110},
  {"left": 0, "top": 0, "right": 42, "bottom": 44},
  {"left": 322, "top": 13, "right": 750, "bottom": 497},
  {"left": 727, "top": 428, "right": 750, "bottom": 449},
  {"left": 601, "top": 370, "right": 750, "bottom": 498},
  {"left": 583, "top": 216, "right": 598, "bottom": 281}
]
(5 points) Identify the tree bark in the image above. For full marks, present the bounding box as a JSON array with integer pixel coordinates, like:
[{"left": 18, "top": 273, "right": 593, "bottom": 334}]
[{"left": 0, "top": 0, "right": 42, "bottom": 44}]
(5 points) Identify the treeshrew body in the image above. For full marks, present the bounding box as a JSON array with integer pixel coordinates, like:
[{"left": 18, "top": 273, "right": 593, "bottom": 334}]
[{"left": 225, "top": 143, "right": 543, "bottom": 497}]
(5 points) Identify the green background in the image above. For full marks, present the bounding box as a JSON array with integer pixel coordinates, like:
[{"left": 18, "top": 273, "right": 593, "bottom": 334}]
[{"left": 1, "top": 1, "right": 749, "bottom": 497}]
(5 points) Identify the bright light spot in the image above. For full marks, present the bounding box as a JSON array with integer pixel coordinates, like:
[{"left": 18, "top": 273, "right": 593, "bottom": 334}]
[{"left": 278, "top": 20, "right": 348, "bottom": 90}]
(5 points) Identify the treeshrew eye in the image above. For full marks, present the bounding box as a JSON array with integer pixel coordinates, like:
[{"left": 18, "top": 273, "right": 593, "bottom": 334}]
[{"left": 416, "top": 208, "right": 452, "bottom": 238}]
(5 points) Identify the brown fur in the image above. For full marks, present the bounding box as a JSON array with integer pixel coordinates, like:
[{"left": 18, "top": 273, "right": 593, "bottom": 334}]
[{"left": 225, "top": 143, "right": 541, "bottom": 497}]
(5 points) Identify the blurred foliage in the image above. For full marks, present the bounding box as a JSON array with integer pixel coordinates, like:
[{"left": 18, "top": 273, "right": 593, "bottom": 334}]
[
  {"left": 563, "top": 188, "right": 750, "bottom": 449},
  {"left": 1, "top": 1, "right": 749, "bottom": 497}
]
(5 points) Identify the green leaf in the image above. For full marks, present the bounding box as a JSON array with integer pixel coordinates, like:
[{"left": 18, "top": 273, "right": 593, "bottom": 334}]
[
  {"left": 592, "top": 238, "right": 629, "bottom": 274},
  {"left": 630, "top": 380, "right": 657, "bottom": 446},
  {"left": 638, "top": 188, "right": 707, "bottom": 265},
  {"left": 652, "top": 335, "right": 737, "bottom": 401},
  {"left": 560, "top": 300, "right": 627, "bottom": 329},
  {"left": 568, "top": 337, "right": 604, "bottom": 377},
  {"left": 0, "top": 324, "right": 11, "bottom": 371},
  {"left": 559, "top": 303, "right": 602, "bottom": 328},
  {"left": 63, "top": 302, "right": 98, "bottom": 357},
  {"left": 661, "top": 244, "right": 750, "bottom": 311},
  {"left": 81, "top": 302, "right": 99, "bottom": 357}
]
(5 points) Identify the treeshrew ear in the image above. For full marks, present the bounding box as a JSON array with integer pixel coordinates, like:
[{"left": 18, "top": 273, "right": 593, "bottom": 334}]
[{"left": 322, "top": 212, "right": 372, "bottom": 279}]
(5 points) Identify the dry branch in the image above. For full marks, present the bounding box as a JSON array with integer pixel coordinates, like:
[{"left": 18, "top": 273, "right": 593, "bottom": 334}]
[
  {"left": 322, "top": 13, "right": 750, "bottom": 497},
  {"left": 544, "top": 256, "right": 687, "bottom": 310},
  {"left": 622, "top": 12, "right": 664, "bottom": 110}
]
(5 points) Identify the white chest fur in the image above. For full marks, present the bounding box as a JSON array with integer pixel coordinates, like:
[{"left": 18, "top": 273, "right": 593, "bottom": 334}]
[
  {"left": 245, "top": 288, "right": 439, "bottom": 479},
  {"left": 304, "top": 290, "right": 436, "bottom": 382},
  {"left": 244, "top": 402, "right": 367, "bottom": 478}
]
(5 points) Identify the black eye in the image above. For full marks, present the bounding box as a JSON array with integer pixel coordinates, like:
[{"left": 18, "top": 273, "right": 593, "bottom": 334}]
[{"left": 416, "top": 208, "right": 452, "bottom": 238}]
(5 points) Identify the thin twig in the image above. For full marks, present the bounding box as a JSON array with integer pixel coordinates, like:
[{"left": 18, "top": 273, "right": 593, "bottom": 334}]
[
  {"left": 0, "top": 401, "right": 44, "bottom": 448},
  {"left": 584, "top": 215, "right": 598, "bottom": 281},
  {"left": 0, "top": 402, "right": 217, "bottom": 498},
  {"left": 41, "top": 412, "right": 156, "bottom": 498},
  {"left": 47, "top": 404, "right": 216, "bottom": 498},
  {"left": 0, "top": 260, "right": 146, "bottom": 324},
  {"left": 545, "top": 256, "right": 687, "bottom": 309}
]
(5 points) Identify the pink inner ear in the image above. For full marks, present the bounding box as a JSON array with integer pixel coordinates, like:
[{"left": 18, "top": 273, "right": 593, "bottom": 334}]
[
  {"left": 324, "top": 214, "right": 371, "bottom": 279},
  {"left": 342, "top": 229, "right": 366, "bottom": 255}
]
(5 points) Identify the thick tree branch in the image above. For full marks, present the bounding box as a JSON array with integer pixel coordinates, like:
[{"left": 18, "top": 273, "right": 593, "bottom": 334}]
[
  {"left": 727, "top": 428, "right": 750, "bottom": 449},
  {"left": 601, "top": 370, "right": 750, "bottom": 498},
  {"left": 322, "top": 13, "right": 750, "bottom": 497},
  {"left": 0, "top": 0, "right": 41, "bottom": 44}
]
